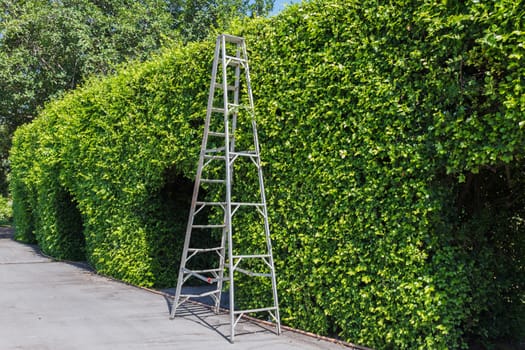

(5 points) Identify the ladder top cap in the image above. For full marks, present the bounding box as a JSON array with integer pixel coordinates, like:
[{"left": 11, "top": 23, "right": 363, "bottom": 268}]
[{"left": 221, "top": 34, "right": 245, "bottom": 44}]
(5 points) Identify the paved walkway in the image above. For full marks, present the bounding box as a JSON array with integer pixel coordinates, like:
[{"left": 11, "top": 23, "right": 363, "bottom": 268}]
[{"left": 0, "top": 227, "right": 355, "bottom": 350}]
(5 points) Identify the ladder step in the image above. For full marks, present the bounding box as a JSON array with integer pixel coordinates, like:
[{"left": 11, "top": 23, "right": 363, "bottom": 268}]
[
  {"left": 210, "top": 105, "right": 246, "bottom": 114},
  {"left": 196, "top": 201, "right": 224, "bottom": 206},
  {"left": 231, "top": 202, "right": 264, "bottom": 207},
  {"left": 204, "top": 155, "right": 226, "bottom": 160},
  {"left": 214, "top": 83, "right": 236, "bottom": 91},
  {"left": 195, "top": 201, "right": 264, "bottom": 207},
  {"left": 191, "top": 224, "right": 226, "bottom": 229},
  {"left": 235, "top": 267, "right": 271, "bottom": 278},
  {"left": 204, "top": 147, "right": 226, "bottom": 153},
  {"left": 233, "top": 254, "right": 271, "bottom": 259},
  {"left": 228, "top": 103, "right": 241, "bottom": 110},
  {"left": 180, "top": 289, "right": 222, "bottom": 298},
  {"left": 233, "top": 306, "right": 278, "bottom": 315},
  {"left": 225, "top": 56, "right": 247, "bottom": 67},
  {"left": 184, "top": 267, "right": 222, "bottom": 274},
  {"left": 183, "top": 269, "right": 224, "bottom": 284},
  {"left": 188, "top": 247, "right": 223, "bottom": 253},
  {"left": 208, "top": 132, "right": 225, "bottom": 137},
  {"left": 230, "top": 151, "right": 257, "bottom": 157},
  {"left": 211, "top": 107, "right": 225, "bottom": 114},
  {"left": 200, "top": 179, "right": 226, "bottom": 184}
]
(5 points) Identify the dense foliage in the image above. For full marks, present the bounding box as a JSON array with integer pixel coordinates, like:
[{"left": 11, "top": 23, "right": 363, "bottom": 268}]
[
  {"left": 10, "top": 0, "right": 524, "bottom": 348},
  {"left": 0, "top": 195, "right": 11, "bottom": 225}
]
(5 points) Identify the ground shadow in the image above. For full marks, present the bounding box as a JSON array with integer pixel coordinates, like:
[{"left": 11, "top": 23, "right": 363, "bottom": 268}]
[
  {"left": 163, "top": 287, "right": 275, "bottom": 343},
  {"left": 0, "top": 225, "right": 92, "bottom": 271},
  {"left": 0, "top": 226, "right": 13, "bottom": 239}
]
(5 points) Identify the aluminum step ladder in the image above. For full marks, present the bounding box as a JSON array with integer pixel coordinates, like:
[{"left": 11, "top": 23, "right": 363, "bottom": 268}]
[{"left": 169, "top": 34, "right": 281, "bottom": 343}]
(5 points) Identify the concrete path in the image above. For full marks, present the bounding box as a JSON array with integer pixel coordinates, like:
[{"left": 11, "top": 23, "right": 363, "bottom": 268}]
[{"left": 0, "top": 227, "right": 354, "bottom": 350}]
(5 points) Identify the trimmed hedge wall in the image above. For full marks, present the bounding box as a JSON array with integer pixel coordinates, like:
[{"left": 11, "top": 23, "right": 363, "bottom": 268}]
[
  {"left": 10, "top": 0, "right": 524, "bottom": 348},
  {"left": 11, "top": 42, "right": 212, "bottom": 283}
]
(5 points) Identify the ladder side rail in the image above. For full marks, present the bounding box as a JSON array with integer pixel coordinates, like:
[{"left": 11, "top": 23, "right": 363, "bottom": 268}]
[
  {"left": 213, "top": 35, "right": 231, "bottom": 315},
  {"left": 227, "top": 42, "right": 242, "bottom": 191},
  {"left": 230, "top": 44, "right": 242, "bottom": 155},
  {"left": 242, "top": 41, "right": 255, "bottom": 111},
  {"left": 170, "top": 35, "right": 222, "bottom": 319},
  {"left": 215, "top": 219, "right": 227, "bottom": 313},
  {"left": 220, "top": 34, "right": 237, "bottom": 344}
]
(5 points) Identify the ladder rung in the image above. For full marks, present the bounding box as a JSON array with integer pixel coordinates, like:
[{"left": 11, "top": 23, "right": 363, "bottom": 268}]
[
  {"left": 228, "top": 103, "right": 241, "bottom": 110},
  {"left": 235, "top": 267, "right": 271, "bottom": 278},
  {"left": 210, "top": 105, "right": 244, "bottom": 114},
  {"left": 222, "top": 34, "right": 244, "bottom": 44},
  {"left": 196, "top": 201, "right": 225, "bottom": 206},
  {"left": 233, "top": 306, "right": 278, "bottom": 315},
  {"left": 233, "top": 254, "right": 271, "bottom": 259},
  {"left": 204, "top": 147, "right": 225, "bottom": 153},
  {"left": 208, "top": 132, "right": 225, "bottom": 137},
  {"left": 184, "top": 267, "right": 222, "bottom": 274},
  {"left": 230, "top": 151, "right": 257, "bottom": 157},
  {"left": 188, "top": 247, "right": 223, "bottom": 253},
  {"left": 191, "top": 224, "right": 226, "bottom": 229},
  {"left": 214, "top": 83, "right": 236, "bottom": 91},
  {"left": 200, "top": 179, "right": 226, "bottom": 184},
  {"left": 204, "top": 155, "right": 225, "bottom": 160},
  {"left": 232, "top": 202, "right": 264, "bottom": 207},
  {"left": 225, "top": 56, "right": 247, "bottom": 67},
  {"left": 180, "top": 289, "right": 222, "bottom": 298},
  {"left": 183, "top": 270, "right": 224, "bottom": 284},
  {"left": 196, "top": 201, "right": 263, "bottom": 207}
]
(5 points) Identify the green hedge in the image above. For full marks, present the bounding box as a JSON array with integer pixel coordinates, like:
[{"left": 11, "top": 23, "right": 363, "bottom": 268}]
[
  {"left": 0, "top": 195, "right": 12, "bottom": 225},
  {"left": 11, "top": 42, "right": 212, "bottom": 282},
  {"left": 10, "top": 0, "right": 524, "bottom": 348}
]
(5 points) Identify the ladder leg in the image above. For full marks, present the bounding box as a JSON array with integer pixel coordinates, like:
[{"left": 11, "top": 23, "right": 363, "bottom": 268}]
[
  {"left": 170, "top": 243, "right": 188, "bottom": 318},
  {"left": 214, "top": 225, "right": 227, "bottom": 314},
  {"left": 221, "top": 34, "right": 237, "bottom": 344},
  {"left": 170, "top": 184, "right": 198, "bottom": 318},
  {"left": 170, "top": 35, "right": 222, "bottom": 319},
  {"left": 228, "top": 238, "right": 235, "bottom": 343}
]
